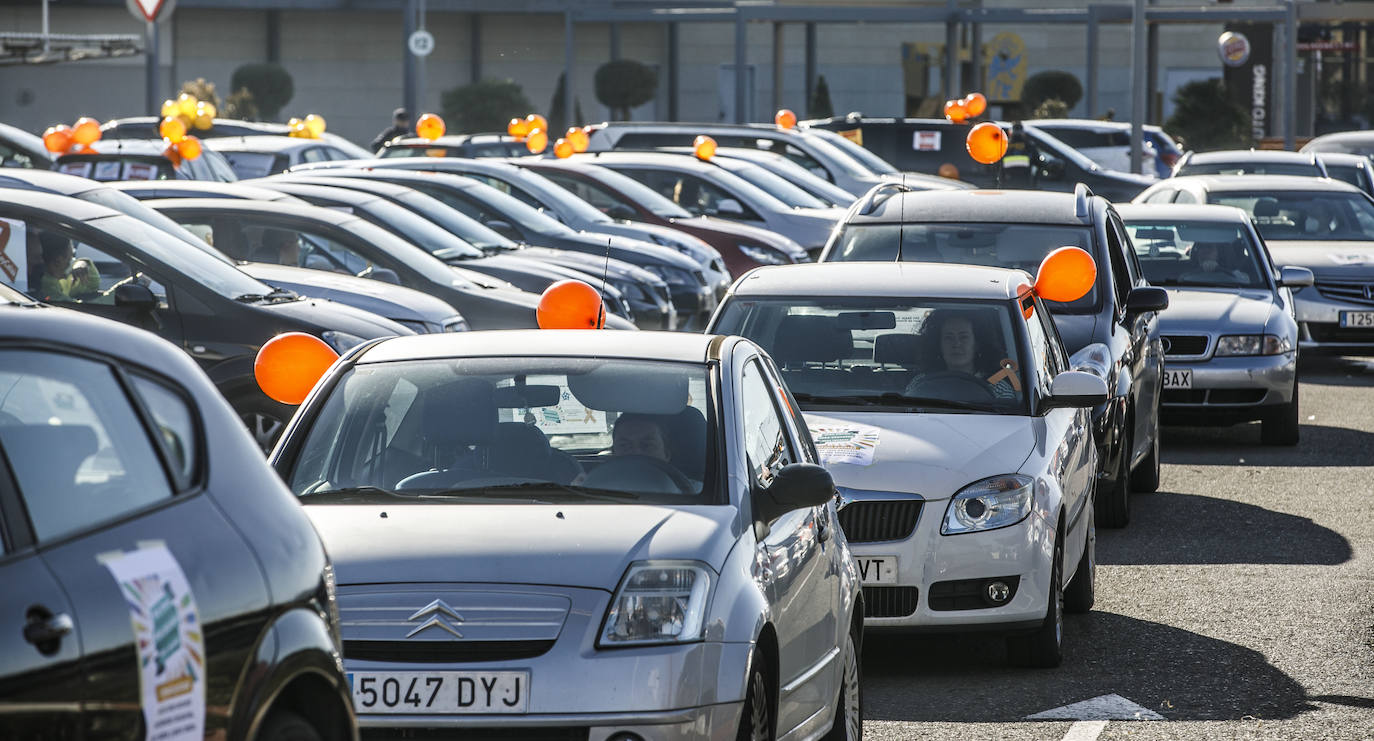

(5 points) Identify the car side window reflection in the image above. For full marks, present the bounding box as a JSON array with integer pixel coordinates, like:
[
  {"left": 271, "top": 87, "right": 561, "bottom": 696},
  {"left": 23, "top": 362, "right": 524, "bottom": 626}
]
[
  {"left": 0, "top": 350, "right": 174, "bottom": 541},
  {"left": 1024, "top": 308, "right": 1058, "bottom": 400},
  {"left": 130, "top": 374, "right": 200, "bottom": 491},
  {"left": 740, "top": 360, "right": 794, "bottom": 491}
]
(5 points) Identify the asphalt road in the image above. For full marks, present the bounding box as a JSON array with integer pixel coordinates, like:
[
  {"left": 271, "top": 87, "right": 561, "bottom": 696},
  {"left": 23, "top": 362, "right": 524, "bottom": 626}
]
[{"left": 861, "top": 354, "right": 1374, "bottom": 740}]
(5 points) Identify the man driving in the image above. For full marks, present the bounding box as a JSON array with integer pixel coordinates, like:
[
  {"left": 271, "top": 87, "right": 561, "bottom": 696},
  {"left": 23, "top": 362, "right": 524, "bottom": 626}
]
[
  {"left": 39, "top": 233, "right": 102, "bottom": 302},
  {"left": 611, "top": 413, "right": 673, "bottom": 462}
]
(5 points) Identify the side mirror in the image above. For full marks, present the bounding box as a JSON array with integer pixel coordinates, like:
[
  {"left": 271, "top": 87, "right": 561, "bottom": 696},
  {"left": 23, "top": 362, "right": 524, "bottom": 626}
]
[
  {"left": 114, "top": 283, "right": 157, "bottom": 311},
  {"left": 356, "top": 265, "right": 401, "bottom": 284},
  {"left": 1126, "top": 285, "right": 1169, "bottom": 314},
  {"left": 1278, "top": 265, "right": 1314, "bottom": 288},
  {"left": 1045, "top": 370, "right": 1109, "bottom": 409},
  {"left": 484, "top": 220, "right": 518, "bottom": 239},
  {"left": 754, "top": 463, "right": 835, "bottom": 524},
  {"left": 606, "top": 203, "right": 637, "bottom": 221},
  {"left": 716, "top": 198, "right": 745, "bottom": 217}
]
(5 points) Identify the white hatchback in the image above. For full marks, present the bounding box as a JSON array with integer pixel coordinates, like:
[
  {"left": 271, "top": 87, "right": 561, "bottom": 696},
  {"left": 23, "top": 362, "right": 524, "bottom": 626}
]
[{"left": 711, "top": 262, "right": 1105, "bottom": 667}]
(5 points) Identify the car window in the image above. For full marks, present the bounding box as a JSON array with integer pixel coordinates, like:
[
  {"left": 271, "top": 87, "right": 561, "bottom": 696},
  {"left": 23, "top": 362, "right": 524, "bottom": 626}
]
[
  {"left": 1325, "top": 164, "right": 1363, "bottom": 189},
  {"left": 719, "top": 161, "right": 829, "bottom": 209},
  {"left": 1103, "top": 220, "right": 1132, "bottom": 310},
  {"left": 541, "top": 168, "right": 693, "bottom": 220},
  {"left": 129, "top": 374, "right": 199, "bottom": 490},
  {"left": 1124, "top": 219, "right": 1271, "bottom": 288},
  {"left": 0, "top": 350, "right": 175, "bottom": 541},
  {"left": 1142, "top": 189, "right": 1175, "bottom": 204},
  {"left": 740, "top": 360, "right": 794, "bottom": 490},
  {"left": 2, "top": 219, "right": 169, "bottom": 307},
  {"left": 619, "top": 169, "right": 764, "bottom": 221},
  {"left": 1111, "top": 216, "right": 1143, "bottom": 285},
  {"left": 1024, "top": 304, "right": 1058, "bottom": 401},
  {"left": 178, "top": 214, "right": 369, "bottom": 274},
  {"left": 220, "top": 152, "right": 287, "bottom": 179},
  {"left": 1172, "top": 190, "right": 1198, "bottom": 204},
  {"left": 1209, "top": 190, "right": 1374, "bottom": 241},
  {"left": 714, "top": 297, "right": 1028, "bottom": 414},
  {"left": 540, "top": 171, "right": 639, "bottom": 214},
  {"left": 300, "top": 147, "right": 332, "bottom": 163},
  {"left": 0, "top": 142, "right": 41, "bottom": 169}
]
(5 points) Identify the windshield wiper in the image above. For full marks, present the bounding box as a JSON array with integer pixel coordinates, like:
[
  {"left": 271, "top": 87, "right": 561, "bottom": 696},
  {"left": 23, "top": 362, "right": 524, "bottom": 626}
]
[
  {"left": 234, "top": 288, "right": 298, "bottom": 303},
  {"left": 792, "top": 391, "right": 1003, "bottom": 413},
  {"left": 420, "top": 481, "right": 641, "bottom": 502},
  {"left": 790, "top": 392, "right": 881, "bottom": 406},
  {"left": 297, "top": 485, "right": 411, "bottom": 502}
]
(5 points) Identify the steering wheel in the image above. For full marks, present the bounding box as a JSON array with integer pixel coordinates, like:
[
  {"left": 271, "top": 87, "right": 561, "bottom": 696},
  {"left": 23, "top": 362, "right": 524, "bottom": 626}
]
[
  {"left": 906, "top": 370, "right": 997, "bottom": 400},
  {"left": 1178, "top": 271, "right": 1245, "bottom": 286},
  {"left": 582, "top": 455, "right": 693, "bottom": 495}
]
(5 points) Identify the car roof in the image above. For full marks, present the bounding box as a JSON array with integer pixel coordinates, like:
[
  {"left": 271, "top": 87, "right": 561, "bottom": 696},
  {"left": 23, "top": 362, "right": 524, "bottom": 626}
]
[
  {"left": 1025, "top": 118, "right": 1167, "bottom": 133},
  {"left": 1182, "top": 150, "right": 1318, "bottom": 165},
  {"left": 1166, "top": 174, "right": 1365, "bottom": 193},
  {"left": 111, "top": 179, "right": 301, "bottom": 201},
  {"left": 357, "top": 329, "right": 723, "bottom": 365},
  {"left": 56, "top": 139, "right": 172, "bottom": 158},
  {"left": 1114, "top": 203, "right": 1253, "bottom": 223},
  {"left": 575, "top": 151, "right": 719, "bottom": 173},
  {"left": 145, "top": 196, "right": 361, "bottom": 225},
  {"left": 204, "top": 135, "right": 319, "bottom": 153},
  {"left": 0, "top": 168, "right": 106, "bottom": 195},
  {"left": 1, "top": 187, "right": 123, "bottom": 221},
  {"left": 728, "top": 262, "right": 1030, "bottom": 301},
  {"left": 272, "top": 174, "right": 419, "bottom": 197},
  {"left": 387, "top": 134, "right": 518, "bottom": 147},
  {"left": 0, "top": 122, "right": 50, "bottom": 160},
  {"left": 258, "top": 179, "right": 384, "bottom": 205},
  {"left": 851, "top": 188, "right": 1095, "bottom": 225}
]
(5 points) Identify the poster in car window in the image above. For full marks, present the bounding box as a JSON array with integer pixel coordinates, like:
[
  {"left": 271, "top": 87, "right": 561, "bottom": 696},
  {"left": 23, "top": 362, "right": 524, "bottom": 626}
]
[
  {"left": 0, "top": 218, "right": 26, "bottom": 291},
  {"left": 99, "top": 543, "right": 205, "bottom": 741},
  {"left": 125, "top": 162, "right": 158, "bottom": 181},
  {"left": 499, "top": 376, "right": 608, "bottom": 435},
  {"left": 93, "top": 160, "right": 122, "bottom": 181}
]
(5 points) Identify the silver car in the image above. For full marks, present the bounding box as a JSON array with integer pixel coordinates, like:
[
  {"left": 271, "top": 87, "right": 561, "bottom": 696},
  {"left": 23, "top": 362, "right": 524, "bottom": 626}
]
[
  {"left": 270, "top": 330, "right": 863, "bottom": 740},
  {"left": 1117, "top": 204, "right": 1311, "bottom": 444}
]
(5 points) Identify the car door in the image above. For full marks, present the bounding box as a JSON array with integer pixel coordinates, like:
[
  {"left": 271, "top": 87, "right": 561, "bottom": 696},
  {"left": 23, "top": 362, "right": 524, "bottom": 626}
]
[
  {"left": 1028, "top": 301, "right": 1094, "bottom": 556},
  {"left": 737, "top": 356, "right": 836, "bottom": 736},
  {"left": 1106, "top": 213, "right": 1160, "bottom": 463},
  {"left": 0, "top": 348, "right": 271, "bottom": 741}
]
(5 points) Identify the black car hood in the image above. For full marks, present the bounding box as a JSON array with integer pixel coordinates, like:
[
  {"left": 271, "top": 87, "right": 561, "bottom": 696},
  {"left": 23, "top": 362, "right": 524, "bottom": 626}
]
[
  {"left": 1048, "top": 312, "right": 1099, "bottom": 355},
  {"left": 257, "top": 295, "right": 409, "bottom": 338}
]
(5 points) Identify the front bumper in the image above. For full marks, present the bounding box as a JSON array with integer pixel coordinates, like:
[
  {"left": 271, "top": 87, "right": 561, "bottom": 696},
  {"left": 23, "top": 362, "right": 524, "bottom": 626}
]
[
  {"left": 360, "top": 703, "right": 743, "bottom": 741},
  {"left": 1160, "top": 352, "right": 1295, "bottom": 424},
  {"left": 1293, "top": 286, "right": 1374, "bottom": 353}
]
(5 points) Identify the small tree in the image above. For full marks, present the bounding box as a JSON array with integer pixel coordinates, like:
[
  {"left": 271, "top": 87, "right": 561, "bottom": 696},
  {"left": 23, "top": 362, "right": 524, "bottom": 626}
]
[
  {"left": 179, "top": 77, "right": 221, "bottom": 109},
  {"left": 1165, "top": 78, "right": 1251, "bottom": 151},
  {"left": 1031, "top": 98, "right": 1070, "bottom": 120},
  {"left": 548, "top": 72, "right": 587, "bottom": 132},
  {"left": 230, "top": 63, "right": 293, "bottom": 120},
  {"left": 222, "top": 88, "right": 258, "bottom": 121},
  {"left": 1022, "top": 70, "right": 1083, "bottom": 112},
  {"left": 809, "top": 75, "right": 835, "bottom": 119},
  {"left": 594, "top": 59, "right": 658, "bottom": 120},
  {"left": 441, "top": 79, "right": 534, "bottom": 134}
]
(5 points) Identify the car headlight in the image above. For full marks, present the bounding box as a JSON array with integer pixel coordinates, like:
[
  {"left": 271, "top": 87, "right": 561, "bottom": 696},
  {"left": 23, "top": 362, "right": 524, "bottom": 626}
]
[
  {"left": 442, "top": 316, "right": 469, "bottom": 332},
  {"left": 598, "top": 561, "right": 713, "bottom": 648},
  {"left": 941, "top": 475, "right": 1035, "bottom": 535},
  {"left": 392, "top": 319, "right": 436, "bottom": 334},
  {"left": 644, "top": 264, "right": 696, "bottom": 286},
  {"left": 738, "top": 243, "right": 792, "bottom": 265},
  {"left": 1214, "top": 334, "right": 1291, "bottom": 356},
  {"left": 320, "top": 330, "right": 368, "bottom": 353}
]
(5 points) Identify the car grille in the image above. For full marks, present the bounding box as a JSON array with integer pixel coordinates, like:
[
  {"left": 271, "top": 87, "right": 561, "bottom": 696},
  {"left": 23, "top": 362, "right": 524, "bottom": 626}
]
[
  {"left": 345, "top": 639, "right": 555, "bottom": 663},
  {"left": 862, "top": 586, "right": 920, "bottom": 618},
  {"left": 837, "top": 500, "right": 923, "bottom": 543},
  {"left": 1161, "top": 334, "right": 1209, "bottom": 358},
  {"left": 693, "top": 269, "right": 708, "bottom": 286},
  {"left": 363, "top": 728, "right": 589, "bottom": 741},
  {"left": 1306, "top": 322, "right": 1374, "bottom": 344},
  {"left": 1163, "top": 389, "right": 1267, "bottom": 405},
  {"left": 1315, "top": 279, "right": 1374, "bottom": 306}
]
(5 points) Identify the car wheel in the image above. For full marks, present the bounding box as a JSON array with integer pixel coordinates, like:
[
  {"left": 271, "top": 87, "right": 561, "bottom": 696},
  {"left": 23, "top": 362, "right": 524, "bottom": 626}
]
[
  {"left": 1129, "top": 419, "right": 1161, "bottom": 493},
  {"left": 1096, "top": 426, "right": 1131, "bottom": 529},
  {"left": 737, "top": 651, "right": 775, "bottom": 741},
  {"left": 1261, "top": 379, "right": 1300, "bottom": 446},
  {"left": 255, "top": 709, "right": 321, "bottom": 741},
  {"left": 234, "top": 394, "right": 292, "bottom": 453},
  {"left": 1006, "top": 532, "right": 1064, "bottom": 669},
  {"left": 822, "top": 626, "right": 863, "bottom": 741},
  {"left": 1063, "top": 504, "right": 1095, "bottom": 614}
]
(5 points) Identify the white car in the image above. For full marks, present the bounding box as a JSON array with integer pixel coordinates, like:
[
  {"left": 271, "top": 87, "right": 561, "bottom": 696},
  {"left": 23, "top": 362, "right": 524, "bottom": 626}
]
[
  {"left": 710, "top": 262, "right": 1105, "bottom": 667},
  {"left": 1025, "top": 119, "right": 1161, "bottom": 177}
]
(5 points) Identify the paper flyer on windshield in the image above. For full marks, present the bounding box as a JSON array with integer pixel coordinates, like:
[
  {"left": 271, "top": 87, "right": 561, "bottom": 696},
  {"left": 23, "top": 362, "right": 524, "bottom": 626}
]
[
  {"left": 99, "top": 543, "right": 206, "bottom": 741},
  {"left": 809, "top": 425, "right": 881, "bottom": 466}
]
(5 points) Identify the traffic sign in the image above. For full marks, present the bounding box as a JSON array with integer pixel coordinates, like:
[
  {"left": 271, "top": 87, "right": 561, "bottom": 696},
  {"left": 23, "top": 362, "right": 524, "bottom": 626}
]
[
  {"left": 126, "top": 0, "right": 176, "bottom": 23},
  {"left": 408, "top": 30, "right": 435, "bottom": 57}
]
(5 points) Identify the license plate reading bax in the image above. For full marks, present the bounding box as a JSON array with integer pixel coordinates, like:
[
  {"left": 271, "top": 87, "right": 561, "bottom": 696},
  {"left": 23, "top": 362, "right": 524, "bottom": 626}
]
[
  {"left": 1162, "top": 368, "right": 1192, "bottom": 389},
  {"left": 350, "top": 671, "right": 529, "bottom": 714},
  {"left": 1340, "top": 311, "right": 1374, "bottom": 328}
]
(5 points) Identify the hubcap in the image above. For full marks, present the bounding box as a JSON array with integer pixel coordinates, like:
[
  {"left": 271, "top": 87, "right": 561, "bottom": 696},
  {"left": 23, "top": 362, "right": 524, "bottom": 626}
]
[
  {"left": 841, "top": 634, "right": 861, "bottom": 740},
  {"left": 1054, "top": 549, "right": 1064, "bottom": 646},
  {"left": 749, "top": 671, "right": 770, "bottom": 741},
  {"left": 242, "top": 411, "right": 284, "bottom": 451}
]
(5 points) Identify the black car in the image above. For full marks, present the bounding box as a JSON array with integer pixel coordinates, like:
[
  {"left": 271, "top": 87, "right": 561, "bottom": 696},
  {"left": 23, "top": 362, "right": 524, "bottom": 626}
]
[
  {"left": 0, "top": 189, "right": 406, "bottom": 449},
  {"left": 283, "top": 168, "right": 679, "bottom": 330},
  {"left": 53, "top": 138, "right": 239, "bottom": 183},
  {"left": 820, "top": 183, "right": 1169, "bottom": 527},
  {"left": 0, "top": 292, "right": 355, "bottom": 741},
  {"left": 805, "top": 117, "right": 1156, "bottom": 202}
]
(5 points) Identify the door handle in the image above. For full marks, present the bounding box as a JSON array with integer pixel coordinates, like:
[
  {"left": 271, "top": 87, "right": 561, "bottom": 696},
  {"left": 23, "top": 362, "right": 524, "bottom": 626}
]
[{"left": 24, "top": 610, "right": 74, "bottom": 648}]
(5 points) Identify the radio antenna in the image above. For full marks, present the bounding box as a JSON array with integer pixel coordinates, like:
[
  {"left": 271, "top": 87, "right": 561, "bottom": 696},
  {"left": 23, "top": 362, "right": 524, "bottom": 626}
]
[
  {"left": 895, "top": 173, "right": 907, "bottom": 263},
  {"left": 601, "top": 236, "right": 612, "bottom": 317}
]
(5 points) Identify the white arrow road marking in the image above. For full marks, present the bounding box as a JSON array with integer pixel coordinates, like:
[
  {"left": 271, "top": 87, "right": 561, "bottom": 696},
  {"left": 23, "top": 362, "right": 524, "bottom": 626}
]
[
  {"left": 1026, "top": 693, "right": 1165, "bottom": 721},
  {"left": 1060, "top": 720, "right": 1109, "bottom": 741}
]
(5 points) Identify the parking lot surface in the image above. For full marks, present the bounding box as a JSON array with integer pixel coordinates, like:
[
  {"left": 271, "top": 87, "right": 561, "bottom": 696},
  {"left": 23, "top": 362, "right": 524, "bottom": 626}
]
[{"left": 862, "top": 355, "right": 1374, "bottom": 740}]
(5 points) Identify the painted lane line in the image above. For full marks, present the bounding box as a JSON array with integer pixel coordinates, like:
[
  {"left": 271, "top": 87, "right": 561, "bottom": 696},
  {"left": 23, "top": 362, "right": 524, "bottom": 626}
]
[
  {"left": 1026, "top": 693, "right": 1165, "bottom": 721},
  {"left": 1061, "top": 720, "right": 1109, "bottom": 741}
]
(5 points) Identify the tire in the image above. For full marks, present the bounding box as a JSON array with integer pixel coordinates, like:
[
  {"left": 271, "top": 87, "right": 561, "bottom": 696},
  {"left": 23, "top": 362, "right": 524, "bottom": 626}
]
[
  {"left": 1006, "top": 533, "right": 1064, "bottom": 669},
  {"left": 1261, "top": 379, "right": 1300, "bottom": 446},
  {"left": 1063, "top": 504, "right": 1095, "bottom": 614},
  {"left": 233, "top": 393, "right": 293, "bottom": 453},
  {"left": 822, "top": 626, "right": 863, "bottom": 741},
  {"left": 1129, "top": 420, "right": 1161, "bottom": 493},
  {"left": 737, "top": 650, "right": 775, "bottom": 741},
  {"left": 1096, "top": 426, "right": 1132, "bottom": 529},
  {"left": 256, "top": 709, "right": 322, "bottom": 741}
]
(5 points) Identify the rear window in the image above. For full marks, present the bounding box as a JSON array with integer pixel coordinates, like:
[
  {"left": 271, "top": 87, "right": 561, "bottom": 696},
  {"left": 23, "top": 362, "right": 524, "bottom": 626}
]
[
  {"left": 220, "top": 151, "right": 289, "bottom": 179},
  {"left": 1035, "top": 128, "right": 1128, "bottom": 149}
]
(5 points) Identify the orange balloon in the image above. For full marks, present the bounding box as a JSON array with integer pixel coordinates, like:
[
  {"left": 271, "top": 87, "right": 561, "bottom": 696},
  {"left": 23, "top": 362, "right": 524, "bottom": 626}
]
[
  {"left": 71, "top": 117, "right": 102, "bottom": 146},
  {"left": 937, "top": 162, "right": 960, "bottom": 179},
  {"left": 177, "top": 136, "right": 202, "bottom": 160},
  {"left": 694, "top": 135, "right": 716, "bottom": 161},
  {"left": 1033, "top": 246, "right": 1097, "bottom": 303},
  {"left": 254, "top": 332, "right": 341, "bottom": 406},
  {"left": 943, "top": 100, "right": 968, "bottom": 124},
  {"left": 566, "top": 127, "right": 589, "bottom": 153},
  {"left": 526, "top": 114, "right": 548, "bottom": 135},
  {"left": 536, "top": 280, "right": 605, "bottom": 329},
  {"left": 526, "top": 128, "right": 548, "bottom": 154},
  {"left": 416, "top": 113, "right": 445, "bottom": 141},
  {"left": 164, "top": 143, "right": 183, "bottom": 167},
  {"left": 553, "top": 138, "right": 574, "bottom": 159},
  {"left": 966, "top": 122, "right": 1008, "bottom": 165},
  {"left": 42, "top": 125, "right": 73, "bottom": 153},
  {"left": 963, "top": 92, "right": 988, "bottom": 117},
  {"left": 508, "top": 118, "right": 531, "bottom": 139},
  {"left": 775, "top": 108, "right": 797, "bottom": 129},
  {"left": 159, "top": 115, "right": 187, "bottom": 143}
]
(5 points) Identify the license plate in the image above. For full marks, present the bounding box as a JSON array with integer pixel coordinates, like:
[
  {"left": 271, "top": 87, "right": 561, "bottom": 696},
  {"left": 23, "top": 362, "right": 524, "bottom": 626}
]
[
  {"left": 856, "top": 556, "right": 898, "bottom": 585},
  {"left": 1162, "top": 368, "right": 1193, "bottom": 389},
  {"left": 349, "top": 671, "right": 529, "bottom": 714},
  {"left": 1339, "top": 311, "right": 1374, "bottom": 328}
]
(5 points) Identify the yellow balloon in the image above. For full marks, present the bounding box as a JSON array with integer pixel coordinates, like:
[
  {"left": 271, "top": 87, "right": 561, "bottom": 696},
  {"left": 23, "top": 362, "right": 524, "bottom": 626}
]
[
  {"left": 525, "top": 128, "right": 548, "bottom": 154},
  {"left": 304, "top": 114, "right": 326, "bottom": 137},
  {"left": 176, "top": 93, "right": 198, "bottom": 119},
  {"left": 195, "top": 101, "right": 217, "bottom": 120},
  {"left": 160, "top": 99, "right": 179, "bottom": 118},
  {"left": 287, "top": 117, "right": 302, "bottom": 129}
]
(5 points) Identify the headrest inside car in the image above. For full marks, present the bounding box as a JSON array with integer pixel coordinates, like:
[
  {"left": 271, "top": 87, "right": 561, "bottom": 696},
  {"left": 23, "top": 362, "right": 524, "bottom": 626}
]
[{"left": 568, "top": 365, "right": 689, "bottom": 415}]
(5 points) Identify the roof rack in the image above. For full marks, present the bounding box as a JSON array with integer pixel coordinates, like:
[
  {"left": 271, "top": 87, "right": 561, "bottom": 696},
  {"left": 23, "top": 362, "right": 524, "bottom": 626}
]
[
  {"left": 1073, "top": 183, "right": 1095, "bottom": 221},
  {"left": 857, "top": 181, "right": 914, "bottom": 216}
]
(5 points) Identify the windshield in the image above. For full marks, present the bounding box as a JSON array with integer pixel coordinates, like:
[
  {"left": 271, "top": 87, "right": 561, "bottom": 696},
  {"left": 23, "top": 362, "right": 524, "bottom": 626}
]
[
  {"left": 714, "top": 297, "right": 1028, "bottom": 415},
  {"left": 717, "top": 160, "right": 829, "bottom": 209},
  {"left": 808, "top": 128, "right": 898, "bottom": 174},
  {"left": 393, "top": 191, "right": 516, "bottom": 251},
  {"left": 1178, "top": 162, "right": 1321, "bottom": 178},
  {"left": 286, "top": 357, "right": 718, "bottom": 503},
  {"left": 826, "top": 222, "right": 1099, "bottom": 312},
  {"left": 518, "top": 171, "right": 617, "bottom": 224},
  {"left": 1124, "top": 219, "right": 1269, "bottom": 288},
  {"left": 458, "top": 180, "right": 578, "bottom": 237},
  {"left": 87, "top": 214, "right": 272, "bottom": 299},
  {"left": 1209, "top": 190, "right": 1374, "bottom": 242}
]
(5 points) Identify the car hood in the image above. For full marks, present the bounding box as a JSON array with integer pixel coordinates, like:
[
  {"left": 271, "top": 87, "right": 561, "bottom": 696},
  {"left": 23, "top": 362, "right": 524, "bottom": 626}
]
[
  {"left": 1047, "top": 313, "right": 1099, "bottom": 355},
  {"left": 669, "top": 216, "right": 810, "bottom": 260},
  {"left": 306, "top": 503, "right": 738, "bottom": 590},
  {"left": 243, "top": 262, "right": 458, "bottom": 325},
  {"left": 585, "top": 221, "right": 720, "bottom": 264},
  {"left": 563, "top": 231, "right": 702, "bottom": 272},
  {"left": 1267, "top": 241, "right": 1374, "bottom": 280},
  {"left": 258, "top": 294, "right": 410, "bottom": 338},
  {"left": 1160, "top": 288, "right": 1274, "bottom": 334},
  {"left": 801, "top": 411, "right": 1037, "bottom": 500},
  {"left": 771, "top": 207, "right": 847, "bottom": 249}
]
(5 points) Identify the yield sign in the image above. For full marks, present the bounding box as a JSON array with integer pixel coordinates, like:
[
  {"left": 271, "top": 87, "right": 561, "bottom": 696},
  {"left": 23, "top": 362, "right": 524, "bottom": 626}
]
[{"left": 127, "top": 0, "right": 175, "bottom": 23}]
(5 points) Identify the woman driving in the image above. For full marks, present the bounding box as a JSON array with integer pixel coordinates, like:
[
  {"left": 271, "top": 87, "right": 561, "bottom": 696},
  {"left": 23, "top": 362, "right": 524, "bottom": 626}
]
[{"left": 905, "top": 310, "right": 1018, "bottom": 400}]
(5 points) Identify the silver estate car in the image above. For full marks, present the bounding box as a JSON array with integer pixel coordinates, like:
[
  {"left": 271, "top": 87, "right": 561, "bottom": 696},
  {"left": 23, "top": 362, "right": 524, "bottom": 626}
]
[
  {"left": 270, "top": 330, "right": 863, "bottom": 741},
  {"left": 1117, "top": 204, "right": 1312, "bottom": 445}
]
